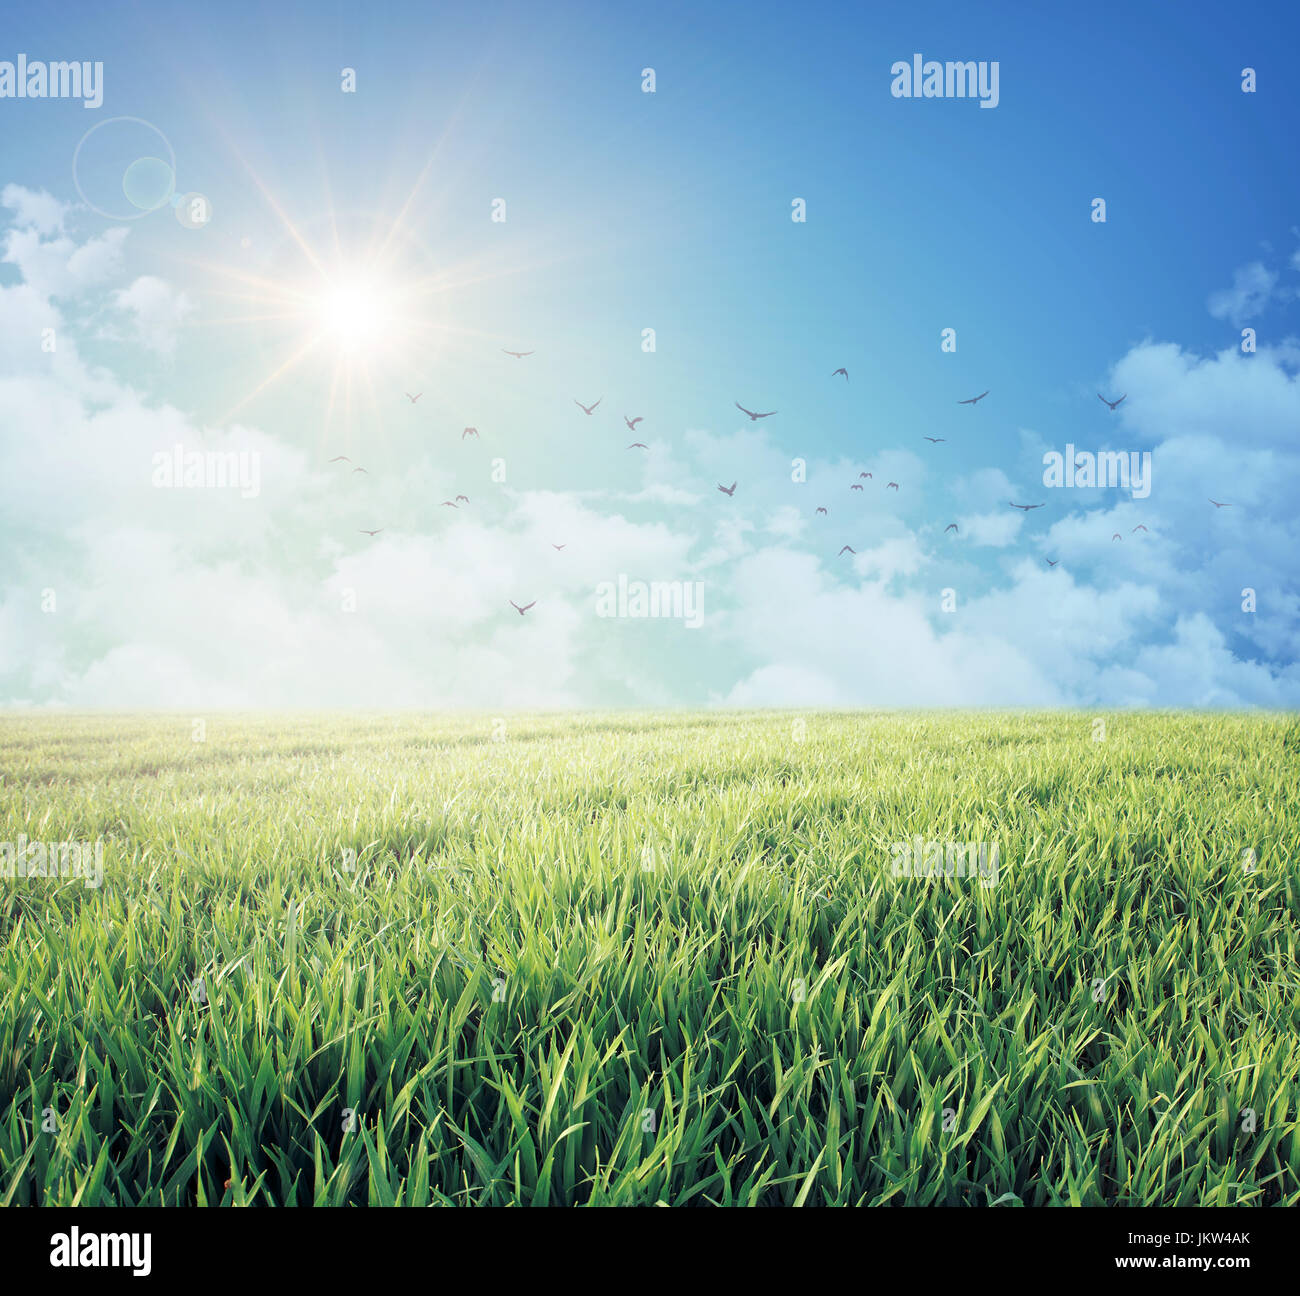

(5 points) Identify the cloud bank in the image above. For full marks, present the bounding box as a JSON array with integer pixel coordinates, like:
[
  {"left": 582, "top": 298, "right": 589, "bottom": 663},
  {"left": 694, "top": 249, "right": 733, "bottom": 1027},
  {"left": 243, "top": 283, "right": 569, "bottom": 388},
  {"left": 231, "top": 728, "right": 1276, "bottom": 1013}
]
[{"left": 1, "top": 188, "right": 1297, "bottom": 709}]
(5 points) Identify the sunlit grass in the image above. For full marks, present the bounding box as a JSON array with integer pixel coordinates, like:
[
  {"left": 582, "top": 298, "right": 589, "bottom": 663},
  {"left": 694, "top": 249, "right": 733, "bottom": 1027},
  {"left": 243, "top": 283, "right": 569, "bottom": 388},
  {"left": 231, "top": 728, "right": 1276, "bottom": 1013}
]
[{"left": 1, "top": 710, "right": 1297, "bottom": 1205}]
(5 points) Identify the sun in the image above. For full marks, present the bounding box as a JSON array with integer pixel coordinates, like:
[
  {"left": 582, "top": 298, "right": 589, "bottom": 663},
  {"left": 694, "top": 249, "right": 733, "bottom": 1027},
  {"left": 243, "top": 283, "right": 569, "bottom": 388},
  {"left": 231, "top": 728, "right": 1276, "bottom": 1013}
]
[
  {"left": 196, "top": 234, "right": 446, "bottom": 426},
  {"left": 183, "top": 149, "right": 555, "bottom": 431},
  {"left": 313, "top": 273, "right": 395, "bottom": 356}
]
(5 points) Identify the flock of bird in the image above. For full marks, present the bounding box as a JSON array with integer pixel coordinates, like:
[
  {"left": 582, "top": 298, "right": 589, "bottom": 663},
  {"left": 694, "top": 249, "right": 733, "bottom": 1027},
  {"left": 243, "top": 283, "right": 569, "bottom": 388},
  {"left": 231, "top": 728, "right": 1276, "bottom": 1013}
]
[
  {"left": 789, "top": 381, "right": 1230, "bottom": 566},
  {"left": 331, "top": 355, "right": 1232, "bottom": 616}
]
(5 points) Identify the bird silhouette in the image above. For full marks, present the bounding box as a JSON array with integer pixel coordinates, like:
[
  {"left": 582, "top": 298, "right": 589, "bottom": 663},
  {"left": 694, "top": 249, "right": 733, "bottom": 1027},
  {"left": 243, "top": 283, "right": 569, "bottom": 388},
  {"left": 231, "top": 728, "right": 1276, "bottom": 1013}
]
[
  {"left": 923, "top": 436, "right": 946, "bottom": 443},
  {"left": 717, "top": 481, "right": 737, "bottom": 496},
  {"left": 551, "top": 544, "right": 566, "bottom": 551},
  {"left": 462, "top": 427, "right": 479, "bottom": 439},
  {"left": 1132, "top": 524, "right": 1147, "bottom": 533},
  {"left": 958, "top": 391, "right": 989, "bottom": 405},
  {"left": 509, "top": 600, "right": 536, "bottom": 616},
  {"left": 441, "top": 500, "right": 458, "bottom": 508},
  {"left": 735, "top": 402, "right": 776, "bottom": 420},
  {"left": 456, "top": 494, "right": 469, "bottom": 503},
  {"left": 838, "top": 545, "right": 855, "bottom": 556},
  {"left": 832, "top": 368, "right": 848, "bottom": 380},
  {"left": 575, "top": 398, "right": 602, "bottom": 415},
  {"left": 1209, "top": 499, "right": 1230, "bottom": 508},
  {"left": 405, "top": 392, "right": 422, "bottom": 404},
  {"left": 352, "top": 467, "right": 368, "bottom": 474},
  {"left": 944, "top": 523, "right": 958, "bottom": 534},
  {"left": 1010, "top": 501, "right": 1044, "bottom": 511},
  {"left": 624, "top": 415, "right": 643, "bottom": 430},
  {"left": 628, "top": 442, "right": 648, "bottom": 449},
  {"left": 1098, "top": 393, "right": 1126, "bottom": 411},
  {"left": 1112, "top": 534, "right": 1122, "bottom": 542},
  {"left": 1046, "top": 558, "right": 1059, "bottom": 567},
  {"left": 815, "top": 507, "right": 827, "bottom": 515},
  {"left": 502, "top": 350, "right": 534, "bottom": 358},
  {"left": 860, "top": 472, "right": 872, "bottom": 479},
  {"left": 328, "top": 455, "right": 350, "bottom": 463},
  {"left": 850, "top": 483, "right": 863, "bottom": 491},
  {"left": 886, "top": 482, "right": 899, "bottom": 490},
  {"left": 359, "top": 528, "right": 383, "bottom": 536}
]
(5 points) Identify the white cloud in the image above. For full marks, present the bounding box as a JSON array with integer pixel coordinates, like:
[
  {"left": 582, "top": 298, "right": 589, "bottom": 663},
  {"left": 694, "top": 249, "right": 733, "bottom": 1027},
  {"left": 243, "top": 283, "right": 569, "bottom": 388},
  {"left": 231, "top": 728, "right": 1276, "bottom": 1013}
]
[
  {"left": 720, "top": 548, "right": 1062, "bottom": 707},
  {"left": 764, "top": 504, "right": 806, "bottom": 540},
  {"left": 1, "top": 199, "right": 1298, "bottom": 711},
  {"left": 1207, "top": 261, "right": 1279, "bottom": 325},
  {"left": 0, "top": 185, "right": 68, "bottom": 236},
  {"left": 954, "top": 509, "right": 1022, "bottom": 547},
  {"left": 111, "top": 276, "right": 194, "bottom": 357},
  {"left": 2, "top": 222, "right": 128, "bottom": 300},
  {"left": 849, "top": 534, "right": 926, "bottom": 582}
]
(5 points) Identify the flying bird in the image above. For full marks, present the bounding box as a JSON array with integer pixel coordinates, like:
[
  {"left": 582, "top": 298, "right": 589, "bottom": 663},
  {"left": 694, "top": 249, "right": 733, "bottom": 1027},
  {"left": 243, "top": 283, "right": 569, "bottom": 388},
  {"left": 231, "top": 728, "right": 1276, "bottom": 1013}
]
[
  {"left": 328, "top": 455, "right": 351, "bottom": 463},
  {"left": 1112, "top": 533, "right": 1122, "bottom": 542},
  {"left": 1209, "top": 499, "right": 1230, "bottom": 508},
  {"left": 575, "top": 398, "right": 602, "bottom": 415},
  {"left": 859, "top": 472, "right": 872, "bottom": 479},
  {"left": 815, "top": 507, "right": 827, "bottom": 515},
  {"left": 628, "top": 442, "right": 648, "bottom": 449},
  {"left": 1098, "top": 393, "right": 1126, "bottom": 411},
  {"left": 717, "top": 481, "right": 737, "bottom": 496},
  {"left": 886, "top": 481, "right": 899, "bottom": 490},
  {"left": 624, "top": 415, "right": 643, "bottom": 430},
  {"left": 850, "top": 483, "right": 863, "bottom": 491},
  {"left": 832, "top": 368, "right": 848, "bottom": 380},
  {"left": 359, "top": 529, "right": 383, "bottom": 537},
  {"left": 502, "top": 350, "right": 534, "bottom": 358},
  {"left": 957, "top": 391, "right": 989, "bottom": 405},
  {"left": 551, "top": 544, "right": 566, "bottom": 551},
  {"left": 352, "top": 467, "right": 368, "bottom": 474},
  {"left": 509, "top": 600, "right": 536, "bottom": 616},
  {"left": 1046, "top": 559, "right": 1059, "bottom": 567},
  {"left": 1010, "top": 502, "right": 1044, "bottom": 511},
  {"left": 944, "top": 523, "right": 958, "bottom": 534},
  {"left": 405, "top": 392, "right": 422, "bottom": 404},
  {"left": 923, "top": 437, "right": 946, "bottom": 443},
  {"left": 456, "top": 495, "right": 469, "bottom": 503},
  {"left": 441, "top": 500, "right": 458, "bottom": 508},
  {"left": 838, "top": 545, "right": 856, "bottom": 556},
  {"left": 462, "top": 427, "right": 479, "bottom": 439},
  {"left": 1132, "top": 524, "right": 1147, "bottom": 533},
  {"left": 735, "top": 402, "right": 776, "bottom": 421}
]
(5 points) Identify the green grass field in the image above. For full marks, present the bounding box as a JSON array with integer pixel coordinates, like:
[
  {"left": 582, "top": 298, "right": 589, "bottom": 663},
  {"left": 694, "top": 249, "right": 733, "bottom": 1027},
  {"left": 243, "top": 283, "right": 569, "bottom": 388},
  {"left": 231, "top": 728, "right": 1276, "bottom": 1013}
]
[{"left": 1, "top": 711, "right": 1298, "bottom": 1206}]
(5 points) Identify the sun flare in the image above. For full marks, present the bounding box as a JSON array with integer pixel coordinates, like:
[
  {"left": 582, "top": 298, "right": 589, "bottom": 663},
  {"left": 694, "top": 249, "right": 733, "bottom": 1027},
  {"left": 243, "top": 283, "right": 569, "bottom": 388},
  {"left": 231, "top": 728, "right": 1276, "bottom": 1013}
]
[
  {"left": 181, "top": 147, "right": 551, "bottom": 433},
  {"left": 313, "top": 274, "right": 394, "bottom": 356},
  {"left": 186, "top": 191, "right": 458, "bottom": 428}
]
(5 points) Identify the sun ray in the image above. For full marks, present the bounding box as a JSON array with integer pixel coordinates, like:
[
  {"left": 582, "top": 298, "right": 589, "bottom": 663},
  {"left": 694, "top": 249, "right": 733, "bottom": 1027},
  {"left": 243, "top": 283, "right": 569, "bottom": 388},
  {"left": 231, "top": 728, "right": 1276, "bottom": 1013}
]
[
  {"left": 226, "top": 149, "right": 330, "bottom": 281},
  {"left": 152, "top": 252, "right": 319, "bottom": 306},
  {"left": 179, "top": 97, "right": 600, "bottom": 438},
  {"left": 218, "top": 333, "right": 322, "bottom": 424}
]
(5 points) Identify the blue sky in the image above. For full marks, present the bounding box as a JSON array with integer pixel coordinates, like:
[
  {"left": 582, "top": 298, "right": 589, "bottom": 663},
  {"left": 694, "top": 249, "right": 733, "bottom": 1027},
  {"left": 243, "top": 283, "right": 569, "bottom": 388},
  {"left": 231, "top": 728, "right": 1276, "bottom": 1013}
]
[{"left": 1, "top": 1, "right": 1298, "bottom": 707}]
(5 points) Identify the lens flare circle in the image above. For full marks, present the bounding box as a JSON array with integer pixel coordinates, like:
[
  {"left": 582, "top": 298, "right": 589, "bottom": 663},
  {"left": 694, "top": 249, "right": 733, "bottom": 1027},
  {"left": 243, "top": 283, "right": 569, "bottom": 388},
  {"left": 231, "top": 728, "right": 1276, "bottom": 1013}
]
[
  {"left": 122, "top": 156, "right": 175, "bottom": 211},
  {"left": 72, "top": 117, "right": 177, "bottom": 221}
]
